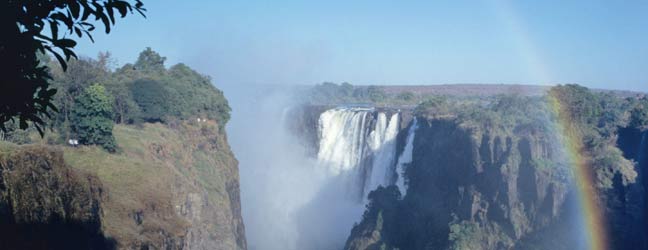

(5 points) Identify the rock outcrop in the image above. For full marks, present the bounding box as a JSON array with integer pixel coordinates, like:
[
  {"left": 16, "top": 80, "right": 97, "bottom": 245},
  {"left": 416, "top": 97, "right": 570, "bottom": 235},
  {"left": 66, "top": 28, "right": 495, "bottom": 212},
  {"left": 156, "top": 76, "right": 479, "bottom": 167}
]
[
  {"left": 345, "top": 117, "right": 585, "bottom": 250},
  {"left": 0, "top": 145, "right": 112, "bottom": 250},
  {"left": 0, "top": 120, "right": 246, "bottom": 250}
]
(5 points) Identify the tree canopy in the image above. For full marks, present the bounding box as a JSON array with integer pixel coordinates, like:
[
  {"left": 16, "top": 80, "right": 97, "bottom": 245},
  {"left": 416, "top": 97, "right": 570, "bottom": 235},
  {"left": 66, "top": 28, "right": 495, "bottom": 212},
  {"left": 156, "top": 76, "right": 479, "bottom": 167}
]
[
  {"left": 71, "top": 83, "right": 117, "bottom": 152},
  {"left": 40, "top": 48, "right": 231, "bottom": 152},
  {"left": 1, "top": 0, "right": 145, "bottom": 133}
]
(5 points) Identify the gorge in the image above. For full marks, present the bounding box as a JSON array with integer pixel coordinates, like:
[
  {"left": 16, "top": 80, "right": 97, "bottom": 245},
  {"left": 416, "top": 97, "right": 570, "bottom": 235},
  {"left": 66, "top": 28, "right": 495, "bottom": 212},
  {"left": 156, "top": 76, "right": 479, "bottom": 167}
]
[{"left": 228, "top": 83, "right": 648, "bottom": 250}]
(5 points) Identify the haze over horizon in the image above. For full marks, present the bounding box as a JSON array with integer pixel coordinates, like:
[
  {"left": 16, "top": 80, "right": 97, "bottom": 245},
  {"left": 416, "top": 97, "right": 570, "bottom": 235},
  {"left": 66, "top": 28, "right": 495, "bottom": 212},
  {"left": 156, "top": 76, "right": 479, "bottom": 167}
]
[{"left": 76, "top": 0, "right": 648, "bottom": 92}]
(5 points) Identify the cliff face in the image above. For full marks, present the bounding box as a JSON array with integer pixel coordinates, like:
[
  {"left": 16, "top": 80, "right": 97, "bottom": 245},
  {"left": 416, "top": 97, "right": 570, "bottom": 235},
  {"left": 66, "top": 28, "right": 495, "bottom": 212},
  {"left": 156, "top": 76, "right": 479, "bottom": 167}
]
[
  {"left": 0, "top": 120, "right": 246, "bottom": 250},
  {"left": 345, "top": 117, "right": 579, "bottom": 250},
  {"left": 613, "top": 128, "right": 648, "bottom": 249},
  {"left": 0, "top": 145, "right": 112, "bottom": 249}
]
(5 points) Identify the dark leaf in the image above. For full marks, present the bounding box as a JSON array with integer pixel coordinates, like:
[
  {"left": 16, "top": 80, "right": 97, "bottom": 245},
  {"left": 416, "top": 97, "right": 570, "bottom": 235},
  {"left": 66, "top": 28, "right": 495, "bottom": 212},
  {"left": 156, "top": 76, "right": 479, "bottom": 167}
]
[
  {"left": 69, "top": 1, "right": 81, "bottom": 19},
  {"left": 34, "top": 34, "right": 53, "bottom": 41},
  {"left": 100, "top": 13, "right": 111, "bottom": 33},
  {"left": 74, "top": 26, "right": 82, "bottom": 37},
  {"left": 84, "top": 30, "right": 95, "bottom": 43},
  {"left": 19, "top": 119, "right": 28, "bottom": 130},
  {"left": 46, "top": 47, "right": 68, "bottom": 71},
  {"left": 54, "top": 38, "right": 77, "bottom": 49},
  {"left": 114, "top": 2, "right": 129, "bottom": 17},
  {"left": 106, "top": 4, "right": 116, "bottom": 24},
  {"left": 136, "top": 8, "right": 147, "bottom": 18},
  {"left": 35, "top": 124, "right": 44, "bottom": 137},
  {"left": 81, "top": 2, "right": 92, "bottom": 20},
  {"left": 49, "top": 20, "right": 58, "bottom": 40}
]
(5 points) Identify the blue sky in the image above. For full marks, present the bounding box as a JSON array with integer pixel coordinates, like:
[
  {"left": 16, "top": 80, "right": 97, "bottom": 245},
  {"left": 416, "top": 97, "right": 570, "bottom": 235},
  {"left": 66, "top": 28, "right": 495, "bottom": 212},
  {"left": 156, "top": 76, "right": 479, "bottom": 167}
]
[{"left": 76, "top": 0, "right": 648, "bottom": 92}]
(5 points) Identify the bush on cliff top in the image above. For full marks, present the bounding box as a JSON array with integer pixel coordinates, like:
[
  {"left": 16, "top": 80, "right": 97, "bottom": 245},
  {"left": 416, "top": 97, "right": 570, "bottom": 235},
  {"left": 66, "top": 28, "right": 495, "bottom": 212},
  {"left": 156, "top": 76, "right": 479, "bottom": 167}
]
[{"left": 16, "top": 48, "right": 232, "bottom": 151}]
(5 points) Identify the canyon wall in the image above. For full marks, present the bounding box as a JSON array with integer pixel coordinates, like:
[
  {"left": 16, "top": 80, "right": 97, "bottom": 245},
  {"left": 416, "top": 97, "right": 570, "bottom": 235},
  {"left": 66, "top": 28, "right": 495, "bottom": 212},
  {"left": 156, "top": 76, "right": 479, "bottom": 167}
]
[{"left": 0, "top": 121, "right": 246, "bottom": 250}]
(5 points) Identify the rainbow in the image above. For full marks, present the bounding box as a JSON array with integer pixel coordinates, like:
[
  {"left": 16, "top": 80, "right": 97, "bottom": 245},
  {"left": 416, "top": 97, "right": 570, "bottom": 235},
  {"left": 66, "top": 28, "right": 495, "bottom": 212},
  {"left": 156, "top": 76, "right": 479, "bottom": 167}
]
[
  {"left": 547, "top": 93, "right": 608, "bottom": 250},
  {"left": 488, "top": 1, "right": 609, "bottom": 248}
]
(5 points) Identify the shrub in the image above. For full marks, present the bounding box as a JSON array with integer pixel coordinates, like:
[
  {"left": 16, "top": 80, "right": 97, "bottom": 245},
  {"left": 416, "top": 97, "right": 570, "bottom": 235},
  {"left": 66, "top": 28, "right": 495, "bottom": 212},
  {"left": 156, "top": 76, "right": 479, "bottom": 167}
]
[{"left": 71, "top": 84, "right": 117, "bottom": 152}]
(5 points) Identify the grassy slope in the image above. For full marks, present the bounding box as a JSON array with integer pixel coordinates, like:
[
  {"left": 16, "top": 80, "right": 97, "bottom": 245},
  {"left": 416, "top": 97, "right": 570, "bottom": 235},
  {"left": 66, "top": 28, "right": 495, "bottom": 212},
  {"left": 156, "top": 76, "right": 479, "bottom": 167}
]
[{"left": 59, "top": 121, "right": 238, "bottom": 247}]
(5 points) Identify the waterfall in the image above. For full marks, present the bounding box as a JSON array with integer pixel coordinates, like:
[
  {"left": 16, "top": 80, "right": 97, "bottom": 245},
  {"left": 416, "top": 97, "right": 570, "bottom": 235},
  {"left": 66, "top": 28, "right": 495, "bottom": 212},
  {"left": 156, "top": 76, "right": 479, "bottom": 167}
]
[
  {"left": 365, "top": 112, "right": 400, "bottom": 197},
  {"left": 395, "top": 118, "right": 418, "bottom": 195},
  {"left": 317, "top": 108, "right": 371, "bottom": 175},
  {"left": 316, "top": 107, "right": 400, "bottom": 201}
]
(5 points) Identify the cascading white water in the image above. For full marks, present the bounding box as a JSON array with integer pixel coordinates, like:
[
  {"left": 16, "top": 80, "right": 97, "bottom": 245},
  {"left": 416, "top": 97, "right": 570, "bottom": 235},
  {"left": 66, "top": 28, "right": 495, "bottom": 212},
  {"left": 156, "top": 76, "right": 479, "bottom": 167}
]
[
  {"left": 317, "top": 108, "right": 371, "bottom": 175},
  {"left": 365, "top": 112, "right": 400, "bottom": 197},
  {"left": 395, "top": 117, "right": 417, "bottom": 195},
  {"left": 228, "top": 86, "right": 407, "bottom": 250},
  {"left": 316, "top": 107, "right": 400, "bottom": 201}
]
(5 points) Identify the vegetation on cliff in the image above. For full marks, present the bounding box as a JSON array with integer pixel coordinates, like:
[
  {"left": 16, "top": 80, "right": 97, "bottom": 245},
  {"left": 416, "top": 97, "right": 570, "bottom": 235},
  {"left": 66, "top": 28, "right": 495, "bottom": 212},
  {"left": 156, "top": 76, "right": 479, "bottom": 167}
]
[
  {"left": 0, "top": 49, "right": 246, "bottom": 249},
  {"left": 1, "top": 0, "right": 146, "bottom": 131},
  {"left": 0, "top": 47, "right": 232, "bottom": 151},
  {"left": 306, "top": 82, "right": 418, "bottom": 106},
  {"left": 345, "top": 84, "right": 646, "bottom": 250}
]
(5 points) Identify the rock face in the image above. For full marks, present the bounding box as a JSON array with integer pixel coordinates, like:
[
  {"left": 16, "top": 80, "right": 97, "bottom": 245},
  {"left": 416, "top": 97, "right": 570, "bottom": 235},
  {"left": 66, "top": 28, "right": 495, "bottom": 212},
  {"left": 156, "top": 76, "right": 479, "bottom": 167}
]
[
  {"left": 613, "top": 128, "right": 648, "bottom": 249},
  {"left": 0, "top": 121, "right": 246, "bottom": 250},
  {"left": 345, "top": 117, "right": 582, "bottom": 250},
  {"left": 0, "top": 146, "right": 112, "bottom": 250},
  {"left": 344, "top": 114, "right": 648, "bottom": 250}
]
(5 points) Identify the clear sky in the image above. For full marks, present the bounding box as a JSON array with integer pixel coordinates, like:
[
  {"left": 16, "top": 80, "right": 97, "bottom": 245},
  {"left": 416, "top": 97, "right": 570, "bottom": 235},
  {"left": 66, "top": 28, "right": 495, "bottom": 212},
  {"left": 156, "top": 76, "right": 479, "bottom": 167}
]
[{"left": 76, "top": 0, "right": 648, "bottom": 92}]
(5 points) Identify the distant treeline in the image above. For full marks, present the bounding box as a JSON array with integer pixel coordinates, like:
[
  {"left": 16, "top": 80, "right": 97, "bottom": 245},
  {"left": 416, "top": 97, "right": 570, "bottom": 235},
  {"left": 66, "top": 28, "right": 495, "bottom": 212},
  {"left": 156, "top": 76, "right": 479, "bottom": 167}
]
[
  {"left": 307, "top": 82, "right": 470, "bottom": 106},
  {"left": 2, "top": 48, "right": 230, "bottom": 152},
  {"left": 308, "top": 82, "right": 428, "bottom": 106}
]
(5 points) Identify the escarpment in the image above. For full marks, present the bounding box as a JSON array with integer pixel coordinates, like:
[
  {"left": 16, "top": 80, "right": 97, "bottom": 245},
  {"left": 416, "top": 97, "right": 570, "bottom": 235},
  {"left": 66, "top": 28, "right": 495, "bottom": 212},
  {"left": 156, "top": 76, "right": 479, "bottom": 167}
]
[
  {"left": 0, "top": 121, "right": 246, "bottom": 250},
  {"left": 345, "top": 116, "right": 574, "bottom": 250},
  {"left": 342, "top": 86, "right": 647, "bottom": 250},
  {"left": 0, "top": 145, "right": 112, "bottom": 249}
]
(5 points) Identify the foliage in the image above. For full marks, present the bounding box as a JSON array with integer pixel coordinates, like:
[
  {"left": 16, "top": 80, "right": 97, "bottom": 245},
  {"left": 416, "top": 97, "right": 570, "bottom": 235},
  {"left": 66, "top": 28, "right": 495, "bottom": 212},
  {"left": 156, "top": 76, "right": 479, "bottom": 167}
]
[
  {"left": 45, "top": 48, "right": 231, "bottom": 143},
  {"left": 447, "top": 219, "right": 512, "bottom": 250},
  {"left": 362, "top": 86, "right": 388, "bottom": 103},
  {"left": 50, "top": 55, "right": 112, "bottom": 137},
  {"left": 129, "top": 79, "right": 175, "bottom": 123},
  {"left": 1, "top": 0, "right": 145, "bottom": 133},
  {"left": 71, "top": 84, "right": 117, "bottom": 152},
  {"left": 166, "top": 63, "right": 231, "bottom": 124},
  {"left": 448, "top": 220, "right": 481, "bottom": 250},
  {"left": 414, "top": 96, "right": 450, "bottom": 116},
  {"left": 355, "top": 186, "right": 402, "bottom": 248},
  {"left": 396, "top": 91, "right": 415, "bottom": 101},
  {"left": 134, "top": 47, "right": 166, "bottom": 73},
  {"left": 549, "top": 84, "right": 636, "bottom": 187},
  {"left": 0, "top": 122, "right": 32, "bottom": 144},
  {"left": 309, "top": 82, "right": 355, "bottom": 103},
  {"left": 549, "top": 84, "right": 601, "bottom": 125},
  {"left": 629, "top": 96, "right": 648, "bottom": 130},
  {"left": 105, "top": 78, "right": 141, "bottom": 124}
]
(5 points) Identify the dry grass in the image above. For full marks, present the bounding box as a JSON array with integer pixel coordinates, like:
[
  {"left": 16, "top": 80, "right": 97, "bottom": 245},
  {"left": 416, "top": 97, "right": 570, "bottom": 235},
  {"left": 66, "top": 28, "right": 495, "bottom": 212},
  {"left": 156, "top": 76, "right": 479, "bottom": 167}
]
[{"left": 60, "top": 121, "right": 236, "bottom": 247}]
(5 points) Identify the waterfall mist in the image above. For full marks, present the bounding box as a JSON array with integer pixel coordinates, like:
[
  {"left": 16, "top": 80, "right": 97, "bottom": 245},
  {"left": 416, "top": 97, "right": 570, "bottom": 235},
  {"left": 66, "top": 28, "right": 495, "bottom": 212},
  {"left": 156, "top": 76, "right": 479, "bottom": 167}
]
[
  {"left": 223, "top": 85, "right": 405, "bottom": 250},
  {"left": 223, "top": 85, "right": 367, "bottom": 250}
]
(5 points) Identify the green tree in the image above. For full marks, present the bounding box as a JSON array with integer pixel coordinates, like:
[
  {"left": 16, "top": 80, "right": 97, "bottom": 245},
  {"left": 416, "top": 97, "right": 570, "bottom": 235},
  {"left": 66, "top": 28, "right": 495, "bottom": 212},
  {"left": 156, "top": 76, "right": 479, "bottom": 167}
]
[
  {"left": 397, "top": 91, "right": 415, "bottom": 101},
  {"left": 129, "top": 79, "right": 175, "bottom": 123},
  {"left": 166, "top": 63, "right": 231, "bottom": 124},
  {"left": 1, "top": 0, "right": 145, "bottom": 133},
  {"left": 134, "top": 47, "right": 167, "bottom": 74},
  {"left": 414, "top": 96, "right": 450, "bottom": 116},
  {"left": 549, "top": 84, "right": 601, "bottom": 126},
  {"left": 0, "top": 121, "right": 32, "bottom": 144},
  {"left": 353, "top": 85, "right": 386, "bottom": 103},
  {"left": 71, "top": 84, "right": 117, "bottom": 152},
  {"left": 50, "top": 55, "right": 111, "bottom": 139},
  {"left": 629, "top": 97, "right": 648, "bottom": 129},
  {"left": 106, "top": 79, "right": 141, "bottom": 124}
]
